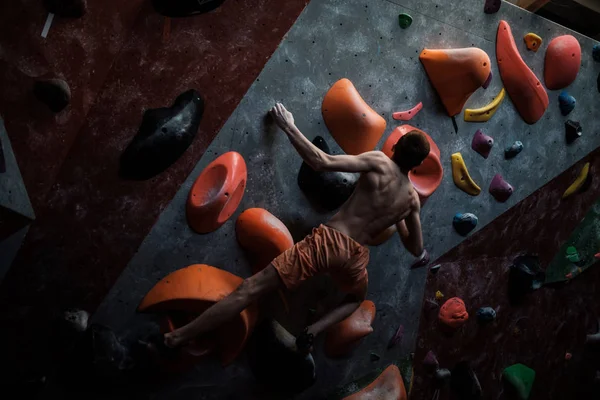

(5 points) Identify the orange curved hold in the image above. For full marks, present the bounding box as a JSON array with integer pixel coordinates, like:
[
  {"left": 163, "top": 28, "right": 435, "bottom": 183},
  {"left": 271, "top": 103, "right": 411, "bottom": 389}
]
[
  {"left": 544, "top": 35, "right": 581, "bottom": 90},
  {"left": 343, "top": 365, "right": 407, "bottom": 400},
  {"left": 138, "top": 264, "right": 258, "bottom": 365},
  {"left": 419, "top": 48, "right": 491, "bottom": 116},
  {"left": 392, "top": 102, "right": 423, "bottom": 121},
  {"left": 382, "top": 125, "right": 443, "bottom": 199},
  {"left": 325, "top": 300, "right": 376, "bottom": 357},
  {"left": 496, "top": 20, "right": 549, "bottom": 124},
  {"left": 236, "top": 208, "right": 294, "bottom": 273},
  {"left": 186, "top": 152, "right": 247, "bottom": 233},
  {"left": 322, "top": 78, "right": 386, "bottom": 155}
]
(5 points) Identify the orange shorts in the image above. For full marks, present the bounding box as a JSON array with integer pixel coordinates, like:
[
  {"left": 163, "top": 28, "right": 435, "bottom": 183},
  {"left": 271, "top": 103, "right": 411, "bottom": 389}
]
[{"left": 271, "top": 225, "right": 369, "bottom": 297}]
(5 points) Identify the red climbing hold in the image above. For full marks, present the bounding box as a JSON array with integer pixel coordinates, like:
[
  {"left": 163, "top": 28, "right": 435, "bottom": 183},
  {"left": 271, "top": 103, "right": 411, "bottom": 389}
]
[
  {"left": 392, "top": 102, "right": 423, "bottom": 121},
  {"left": 544, "top": 35, "right": 581, "bottom": 90},
  {"left": 439, "top": 297, "right": 469, "bottom": 329}
]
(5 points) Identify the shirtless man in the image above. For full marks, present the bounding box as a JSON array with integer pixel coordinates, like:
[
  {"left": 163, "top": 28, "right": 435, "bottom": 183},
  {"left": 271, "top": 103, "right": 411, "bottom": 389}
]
[{"left": 163, "top": 103, "right": 429, "bottom": 351}]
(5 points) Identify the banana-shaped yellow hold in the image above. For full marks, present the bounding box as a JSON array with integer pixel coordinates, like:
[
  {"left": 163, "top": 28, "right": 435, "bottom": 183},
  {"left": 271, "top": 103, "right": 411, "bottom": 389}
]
[
  {"left": 563, "top": 162, "right": 590, "bottom": 199},
  {"left": 464, "top": 88, "right": 506, "bottom": 122},
  {"left": 451, "top": 152, "right": 481, "bottom": 196}
]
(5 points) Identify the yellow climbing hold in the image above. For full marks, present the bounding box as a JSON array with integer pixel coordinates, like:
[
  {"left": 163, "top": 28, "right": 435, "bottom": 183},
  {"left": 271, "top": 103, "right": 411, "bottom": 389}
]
[
  {"left": 451, "top": 152, "right": 481, "bottom": 196},
  {"left": 524, "top": 33, "right": 542, "bottom": 52},
  {"left": 562, "top": 162, "right": 590, "bottom": 199},
  {"left": 464, "top": 88, "right": 505, "bottom": 122},
  {"left": 435, "top": 290, "right": 444, "bottom": 300}
]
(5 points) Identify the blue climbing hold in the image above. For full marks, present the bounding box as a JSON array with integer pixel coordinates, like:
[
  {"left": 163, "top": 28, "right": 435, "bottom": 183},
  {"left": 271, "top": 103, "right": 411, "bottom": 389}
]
[
  {"left": 593, "top": 44, "right": 600, "bottom": 62},
  {"left": 476, "top": 307, "right": 497, "bottom": 324},
  {"left": 453, "top": 213, "right": 478, "bottom": 236},
  {"left": 505, "top": 141, "right": 523, "bottom": 159},
  {"left": 558, "top": 91, "right": 576, "bottom": 116}
]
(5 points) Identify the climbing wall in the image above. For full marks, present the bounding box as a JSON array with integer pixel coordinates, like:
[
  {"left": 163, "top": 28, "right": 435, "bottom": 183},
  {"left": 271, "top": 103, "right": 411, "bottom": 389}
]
[{"left": 92, "top": 0, "right": 600, "bottom": 398}]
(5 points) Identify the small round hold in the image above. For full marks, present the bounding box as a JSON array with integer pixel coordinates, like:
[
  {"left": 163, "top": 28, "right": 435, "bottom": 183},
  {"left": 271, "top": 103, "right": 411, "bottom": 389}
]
[
  {"left": 453, "top": 213, "right": 478, "bottom": 236},
  {"left": 476, "top": 307, "right": 496, "bottom": 324},
  {"left": 565, "top": 352, "right": 572, "bottom": 360},
  {"left": 593, "top": 44, "right": 600, "bottom": 62},
  {"left": 558, "top": 91, "right": 576, "bottom": 116},
  {"left": 435, "top": 368, "right": 452, "bottom": 382},
  {"left": 484, "top": 0, "right": 501, "bottom": 14},
  {"left": 398, "top": 13, "right": 413, "bottom": 29},
  {"left": 504, "top": 141, "right": 523, "bottom": 159}
]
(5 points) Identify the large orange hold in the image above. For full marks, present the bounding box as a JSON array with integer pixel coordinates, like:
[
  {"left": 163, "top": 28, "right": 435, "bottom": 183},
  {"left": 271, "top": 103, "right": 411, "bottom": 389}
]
[
  {"left": 419, "top": 48, "right": 491, "bottom": 116},
  {"left": 382, "top": 125, "right": 443, "bottom": 199},
  {"left": 343, "top": 365, "right": 407, "bottom": 400},
  {"left": 496, "top": 20, "right": 549, "bottom": 124},
  {"left": 325, "top": 300, "right": 376, "bottom": 357},
  {"left": 235, "top": 208, "right": 294, "bottom": 273},
  {"left": 544, "top": 35, "right": 581, "bottom": 90},
  {"left": 186, "top": 151, "right": 247, "bottom": 233},
  {"left": 438, "top": 297, "right": 469, "bottom": 329},
  {"left": 138, "top": 264, "right": 258, "bottom": 365},
  {"left": 322, "top": 78, "right": 386, "bottom": 155}
]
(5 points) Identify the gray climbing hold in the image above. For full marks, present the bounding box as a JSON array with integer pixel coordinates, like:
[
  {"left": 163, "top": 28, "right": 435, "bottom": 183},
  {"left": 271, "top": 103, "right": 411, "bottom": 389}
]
[
  {"left": 471, "top": 129, "right": 494, "bottom": 159},
  {"left": 33, "top": 79, "right": 71, "bottom": 112},
  {"left": 453, "top": 213, "right": 478, "bottom": 236},
  {"left": 565, "top": 120, "right": 582, "bottom": 144},
  {"left": 398, "top": 13, "right": 413, "bottom": 29},
  {"left": 505, "top": 141, "right": 523, "bottom": 159},
  {"left": 489, "top": 174, "right": 513, "bottom": 203},
  {"left": 593, "top": 44, "right": 600, "bottom": 62},
  {"left": 476, "top": 307, "right": 496, "bottom": 324},
  {"left": 558, "top": 91, "right": 576, "bottom": 116}
]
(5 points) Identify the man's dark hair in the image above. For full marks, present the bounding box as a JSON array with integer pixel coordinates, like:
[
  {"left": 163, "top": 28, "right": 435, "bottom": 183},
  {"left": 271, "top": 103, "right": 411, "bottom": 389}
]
[{"left": 391, "top": 131, "right": 430, "bottom": 171}]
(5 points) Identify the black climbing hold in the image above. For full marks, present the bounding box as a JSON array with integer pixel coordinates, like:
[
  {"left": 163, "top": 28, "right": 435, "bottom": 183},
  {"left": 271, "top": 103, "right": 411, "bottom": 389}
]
[
  {"left": 508, "top": 255, "right": 545, "bottom": 304},
  {"left": 435, "top": 368, "right": 452, "bottom": 387},
  {"left": 33, "top": 79, "right": 71, "bottom": 112},
  {"left": 398, "top": 13, "right": 413, "bottom": 29},
  {"left": 297, "top": 136, "right": 359, "bottom": 211},
  {"left": 476, "top": 307, "right": 496, "bottom": 324},
  {"left": 558, "top": 91, "right": 576, "bottom": 116},
  {"left": 593, "top": 44, "right": 600, "bottom": 62},
  {"left": 505, "top": 141, "right": 523, "bottom": 159},
  {"left": 430, "top": 264, "right": 441, "bottom": 273},
  {"left": 152, "top": 0, "right": 226, "bottom": 17},
  {"left": 451, "top": 361, "right": 482, "bottom": 400},
  {"left": 565, "top": 120, "right": 582, "bottom": 144},
  {"left": 453, "top": 213, "right": 478, "bottom": 236},
  {"left": 44, "top": 0, "right": 87, "bottom": 18},
  {"left": 370, "top": 352, "right": 381, "bottom": 361},
  {"left": 484, "top": 0, "right": 501, "bottom": 14},
  {"left": 119, "top": 89, "right": 204, "bottom": 180}
]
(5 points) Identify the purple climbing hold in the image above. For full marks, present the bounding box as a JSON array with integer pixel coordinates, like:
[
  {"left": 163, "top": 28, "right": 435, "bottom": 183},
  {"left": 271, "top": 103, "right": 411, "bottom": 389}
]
[
  {"left": 387, "top": 324, "right": 404, "bottom": 349},
  {"left": 558, "top": 91, "right": 576, "bottom": 116},
  {"left": 484, "top": 0, "right": 501, "bottom": 14},
  {"left": 423, "top": 350, "right": 440, "bottom": 373},
  {"left": 565, "top": 120, "right": 582, "bottom": 144},
  {"left": 471, "top": 129, "right": 494, "bottom": 159},
  {"left": 489, "top": 173, "right": 513, "bottom": 202}
]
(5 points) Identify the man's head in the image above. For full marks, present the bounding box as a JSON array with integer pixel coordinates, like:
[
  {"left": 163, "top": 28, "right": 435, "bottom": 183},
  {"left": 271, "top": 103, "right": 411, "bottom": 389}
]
[{"left": 391, "top": 131, "right": 430, "bottom": 172}]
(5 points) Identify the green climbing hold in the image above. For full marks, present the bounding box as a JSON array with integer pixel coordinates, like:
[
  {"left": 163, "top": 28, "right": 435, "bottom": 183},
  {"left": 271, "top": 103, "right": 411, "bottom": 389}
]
[
  {"left": 503, "top": 364, "right": 535, "bottom": 400},
  {"left": 566, "top": 246, "right": 580, "bottom": 263},
  {"left": 398, "top": 13, "right": 413, "bottom": 29}
]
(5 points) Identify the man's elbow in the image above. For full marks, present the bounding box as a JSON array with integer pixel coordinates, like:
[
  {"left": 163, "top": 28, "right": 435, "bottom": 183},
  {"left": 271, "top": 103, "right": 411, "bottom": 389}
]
[{"left": 310, "top": 153, "right": 330, "bottom": 171}]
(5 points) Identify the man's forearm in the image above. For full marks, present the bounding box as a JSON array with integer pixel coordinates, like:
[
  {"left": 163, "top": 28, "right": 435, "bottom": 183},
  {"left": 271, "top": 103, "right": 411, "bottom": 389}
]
[
  {"left": 283, "top": 125, "right": 327, "bottom": 170},
  {"left": 306, "top": 301, "right": 360, "bottom": 336}
]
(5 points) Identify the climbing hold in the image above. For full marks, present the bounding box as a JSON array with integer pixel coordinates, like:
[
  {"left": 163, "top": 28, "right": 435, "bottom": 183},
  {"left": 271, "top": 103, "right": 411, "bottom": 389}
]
[
  {"left": 565, "top": 352, "right": 572, "bottom": 360},
  {"left": 508, "top": 255, "right": 545, "bottom": 303},
  {"left": 439, "top": 297, "right": 469, "bottom": 329},
  {"left": 451, "top": 361, "right": 482, "bottom": 400},
  {"left": 235, "top": 208, "right": 294, "bottom": 273},
  {"left": 562, "top": 162, "right": 590, "bottom": 199},
  {"left": 565, "top": 246, "right": 580, "bottom": 263},
  {"left": 435, "top": 368, "right": 452, "bottom": 383},
  {"left": 186, "top": 152, "right": 246, "bottom": 234},
  {"left": 565, "top": 272, "right": 573, "bottom": 279},
  {"left": 586, "top": 319, "right": 600, "bottom": 345},
  {"left": 451, "top": 152, "right": 481, "bottom": 196},
  {"left": 430, "top": 264, "right": 441, "bottom": 273},
  {"left": 523, "top": 33, "right": 542, "bottom": 52},
  {"left": 387, "top": 324, "right": 404, "bottom": 349},
  {"left": 593, "top": 44, "right": 600, "bottom": 62},
  {"left": 423, "top": 351, "right": 439, "bottom": 373},
  {"left": 138, "top": 264, "right": 258, "bottom": 365},
  {"left": 0, "top": 136, "right": 5, "bottom": 173},
  {"left": 382, "top": 125, "right": 443, "bottom": 199},
  {"left": 341, "top": 364, "right": 407, "bottom": 400},
  {"left": 558, "top": 91, "right": 576, "bottom": 116},
  {"left": 496, "top": 21, "right": 548, "bottom": 124},
  {"left": 489, "top": 174, "right": 513, "bottom": 203},
  {"left": 298, "top": 136, "right": 358, "bottom": 211},
  {"left": 565, "top": 120, "right": 582, "bottom": 144},
  {"left": 503, "top": 364, "right": 535, "bottom": 400},
  {"left": 33, "top": 79, "right": 70, "bottom": 112},
  {"left": 420, "top": 48, "right": 491, "bottom": 116},
  {"left": 505, "top": 141, "right": 523, "bottom": 159},
  {"left": 398, "top": 13, "right": 413, "bottom": 29},
  {"left": 545, "top": 35, "right": 581, "bottom": 90},
  {"left": 453, "top": 213, "right": 478, "bottom": 236},
  {"left": 435, "top": 290, "right": 444, "bottom": 300},
  {"left": 120, "top": 89, "right": 203, "bottom": 180},
  {"left": 392, "top": 102, "right": 422, "bottom": 121},
  {"left": 476, "top": 307, "right": 497, "bottom": 324},
  {"left": 322, "top": 79, "right": 386, "bottom": 155},
  {"left": 370, "top": 352, "right": 381, "bottom": 361},
  {"left": 484, "top": 0, "right": 501, "bottom": 14},
  {"left": 464, "top": 88, "right": 505, "bottom": 122},
  {"left": 152, "top": 0, "right": 225, "bottom": 17},
  {"left": 471, "top": 129, "right": 494, "bottom": 159},
  {"left": 44, "top": 0, "right": 87, "bottom": 17},
  {"left": 325, "top": 300, "right": 376, "bottom": 357},
  {"left": 595, "top": 253, "right": 600, "bottom": 259}
]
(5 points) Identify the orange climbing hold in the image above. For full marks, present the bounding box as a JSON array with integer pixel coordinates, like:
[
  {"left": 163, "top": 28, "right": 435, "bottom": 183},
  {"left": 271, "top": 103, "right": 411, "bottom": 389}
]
[
  {"left": 186, "top": 151, "right": 247, "bottom": 233},
  {"left": 322, "top": 78, "right": 386, "bottom": 155},
  {"left": 343, "top": 364, "right": 408, "bottom": 400},
  {"left": 392, "top": 102, "right": 423, "bottom": 121},
  {"left": 382, "top": 125, "right": 443, "bottom": 199},
  {"left": 544, "top": 35, "right": 581, "bottom": 90},
  {"left": 419, "top": 48, "right": 491, "bottom": 116},
  {"left": 138, "top": 264, "right": 258, "bottom": 365},
  {"left": 236, "top": 208, "right": 294, "bottom": 273},
  {"left": 439, "top": 297, "right": 469, "bottom": 329},
  {"left": 496, "top": 20, "right": 549, "bottom": 124},
  {"left": 325, "top": 300, "right": 376, "bottom": 357}
]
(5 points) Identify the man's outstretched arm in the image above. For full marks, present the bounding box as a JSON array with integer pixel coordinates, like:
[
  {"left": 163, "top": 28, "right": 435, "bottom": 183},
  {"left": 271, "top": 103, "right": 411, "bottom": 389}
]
[{"left": 396, "top": 201, "right": 428, "bottom": 268}]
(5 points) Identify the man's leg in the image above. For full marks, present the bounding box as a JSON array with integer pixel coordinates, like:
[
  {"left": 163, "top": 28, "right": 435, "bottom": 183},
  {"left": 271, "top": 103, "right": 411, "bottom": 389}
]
[{"left": 164, "top": 265, "right": 283, "bottom": 347}]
